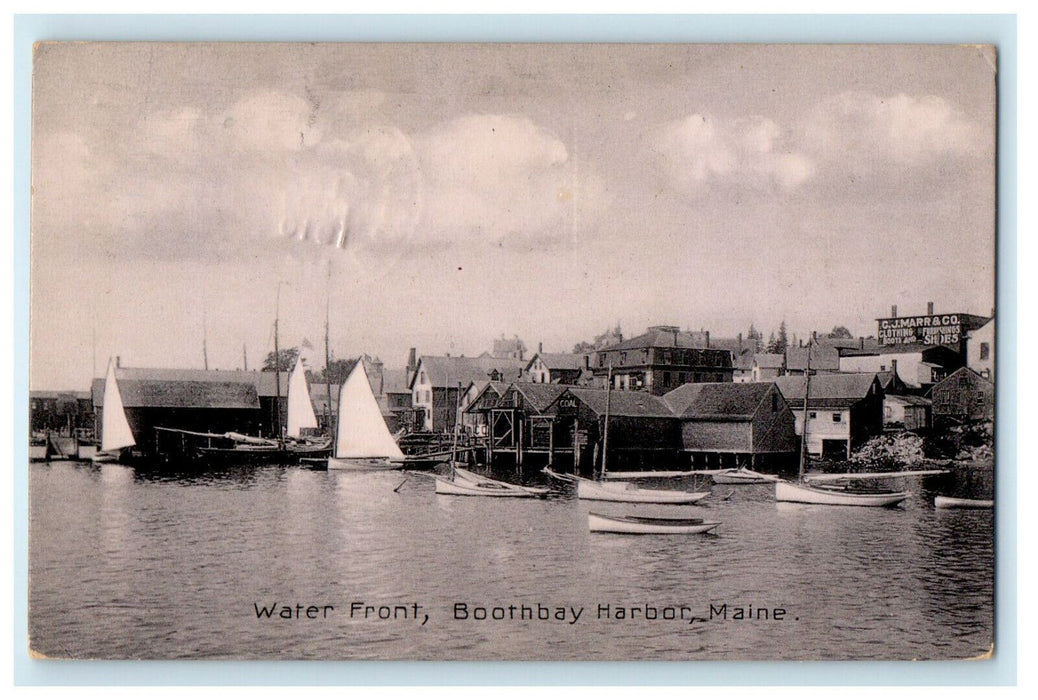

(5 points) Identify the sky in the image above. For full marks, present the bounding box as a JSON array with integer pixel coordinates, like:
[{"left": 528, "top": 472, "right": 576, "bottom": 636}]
[{"left": 29, "top": 43, "right": 997, "bottom": 390}]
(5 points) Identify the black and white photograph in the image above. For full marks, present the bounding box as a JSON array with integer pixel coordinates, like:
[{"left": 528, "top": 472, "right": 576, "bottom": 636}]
[{"left": 27, "top": 41, "right": 997, "bottom": 662}]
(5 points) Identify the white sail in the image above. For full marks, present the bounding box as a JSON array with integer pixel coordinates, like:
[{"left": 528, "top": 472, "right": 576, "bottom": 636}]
[
  {"left": 101, "top": 359, "right": 135, "bottom": 452},
  {"left": 334, "top": 363, "right": 404, "bottom": 459},
  {"left": 286, "top": 356, "right": 318, "bottom": 438}
]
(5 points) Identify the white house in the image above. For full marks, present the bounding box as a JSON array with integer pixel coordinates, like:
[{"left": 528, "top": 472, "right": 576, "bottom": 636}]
[{"left": 967, "top": 318, "right": 994, "bottom": 382}]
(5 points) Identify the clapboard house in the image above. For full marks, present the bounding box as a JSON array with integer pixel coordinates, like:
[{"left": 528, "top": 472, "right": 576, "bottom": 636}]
[
  {"left": 929, "top": 367, "right": 994, "bottom": 423},
  {"left": 772, "top": 373, "right": 885, "bottom": 459},
  {"left": 663, "top": 382, "right": 797, "bottom": 470},
  {"left": 409, "top": 355, "right": 526, "bottom": 432},
  {"left": 543, "top": 386, "right": 681, "bottom": 475},
  {"left": 524, "top": 352, "right": 587, "bottom": 385}
]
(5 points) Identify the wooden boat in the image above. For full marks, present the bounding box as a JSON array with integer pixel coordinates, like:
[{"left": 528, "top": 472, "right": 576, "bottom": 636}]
[
  {"left": 435, "top": 468, "right": 550, "bottom": 498},
  {"left": 588, "top": 512, "right": 720, "bottom": 535},
  {"left": 29, "top": 437, "right": 49, "bottom": 462},
  {"left": 934, "top": 495, "right": 994, "bottom": 509},
  {"left": 286, "top": 355, "right": 319, "bottom": 440},
  {"left": 576, "top": 477, "right": 709, "bottom": 504},
  {"left": 775, "top": 480, "right": 909, "bottom": 507},
  {"left": 91, "top": 358, "right": 136, "bottom": 464},
  {"left": 712, "top": 467, "right": 779, "bottom": 485},
  {"left": 326, "top": 363, "right": 406, "bottom": 471},
  {"left": 774, "top": 343, "right": 908, "bottom": 508}
]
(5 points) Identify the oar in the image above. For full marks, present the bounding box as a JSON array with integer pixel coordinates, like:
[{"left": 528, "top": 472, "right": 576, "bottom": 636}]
[{"left": 393, "top": 476, "right": 409, "bottom": 493}]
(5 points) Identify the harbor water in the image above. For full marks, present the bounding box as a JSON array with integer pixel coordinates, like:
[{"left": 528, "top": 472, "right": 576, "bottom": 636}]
[{"left": 28, "top": 461, "right": 993, "bottom": 660}]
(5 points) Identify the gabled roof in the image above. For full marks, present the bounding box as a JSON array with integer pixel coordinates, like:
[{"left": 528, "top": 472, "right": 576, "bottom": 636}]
[
  {"left": 92, "top": 367, "right": 288, "bottom": 405},
  {"left": 525, "top": 352, "right": 585, "bottom": 373},
  {"left": 410, "top": 355, "right": 526, "bottom": 389},
  {"left": 95, "top": 379, "right": 260, "bottom": 409},
  {"left": 785, "top": 345, "right": 841, "bottom": 371},
  {"left": 381, "top": 368, "right": 411, "bottom": 394},
  {"left": 507, "top": 382, "right": 569, "bottom": 413},
  {"left": 930, "top": 366, "right": 995, "bottom": 391},
  {"left": 733, "top": 350, "right": 756, "bottom": 371},
  {"left": 663, "top": 382, "right": 776, "bottom": 420},
  {"left": 556, "top": 387, "right": 676, "bottom": 419},
  {"left": 772, "top": 373, "right": 879, "bottom": 409},
  {"left": 886, "top": 394, "right": 932, "bottom": 407},
  {"left": 600, "top": 326, "right": 710, "bottom": 352},
  {"left": 754, "top": 353, "right": 785, "bottom": 369}
]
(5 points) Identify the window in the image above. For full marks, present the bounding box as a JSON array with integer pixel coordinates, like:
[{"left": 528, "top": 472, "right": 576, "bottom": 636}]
[
  {"left": 420, "top": 371, "right": 426, "bottom": 384},
  {"left": 772, "top": 394, "right": 778, "bottom": 412},
  {"left": 809, "top": 411, "right": 817, "bottom": 419},
  {"left": 980, "top": 342, "right": 990, "bottom": 360},
  {"left": 425, "top": 390, "right": 431, "bottom": 403},
  {"left": 832, "top": 413, "right": 842, "bottom": 422}
]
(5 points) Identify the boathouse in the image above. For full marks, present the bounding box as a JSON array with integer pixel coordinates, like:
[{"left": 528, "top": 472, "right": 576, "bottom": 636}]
[
  {"left": 663, "top": 382, "right": 797, "bottom": 470},
  {"left": 91, "top": 369, "right": 265, "bottom": 457},
  {"left": 542, "top": 386, "right": 681, "bottom": 475},
  {"left": 928, "top": 367, "right": 994, "bottom": 423},
  {"left": 772, "top": 373, "right": 885, "bottom": 459}
]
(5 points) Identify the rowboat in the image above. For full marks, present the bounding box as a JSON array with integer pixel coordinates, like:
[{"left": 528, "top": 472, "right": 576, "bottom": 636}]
[
  {"left": 934, "top": 496, "right": 994, "bottom": 509},
  {"left": 576, "top": 477, "right": 709, "bottom": 504},
  {"left": 588, "top": 512, "right": 720, "bottom": 535},
  {"left": 435, "top": 467, "right": 550, "bottom": 498},
  {"left": 775, "top": 480, "right": 909, "bottom": 507},
  {"left": 712, "top": 468, "right": 779, "bottom": 485}
]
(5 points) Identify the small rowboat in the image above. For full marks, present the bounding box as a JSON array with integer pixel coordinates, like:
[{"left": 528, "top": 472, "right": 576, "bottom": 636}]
[
  {"left": 712, "top": 468, "right": 779, "bottom": 485},
  {"left": 576, "top": 478, "right": 709, "bottom": 504},
  {"left": 588, "top": 512, "right": 720, "bottom": 535},
  {"left": 775, "top": 480, "right": 909, "bottom": 507},
  {"left": 436, "top": 467, "right": 550, "bottom": 498},
  {"left": 934, "top": 496, "right": 994, "bottom": 509}
]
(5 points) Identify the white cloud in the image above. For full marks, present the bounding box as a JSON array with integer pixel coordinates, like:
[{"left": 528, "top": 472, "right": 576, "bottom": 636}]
[
  {"left": 805, "top": 92, "right": 984, "bottom": 166},
  {"left": 653, "top": 114, "right": 814, "bottom": 195}
]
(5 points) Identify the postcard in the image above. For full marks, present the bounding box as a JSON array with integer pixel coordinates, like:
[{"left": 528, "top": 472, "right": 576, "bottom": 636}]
[{"left": 28, "top": 42, "right": 996, "bottom": 661}]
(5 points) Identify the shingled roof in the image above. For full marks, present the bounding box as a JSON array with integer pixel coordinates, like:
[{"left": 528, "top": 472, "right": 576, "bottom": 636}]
[
  {"left": 94, "top": 378, "right": 260, "bottom": 409},
  {"left": 508, "top": 382, "right": 570, "bottom": 412},
  {"left": 663, "top": 382, "right": 775, "bottom": 420},
  {"left": 558, "top": 387, "right": 676, "bottom": 418},
  {"left": 785, "top": 345, "right": 841, "bottom": 371},
  {"left": 411, "top": 355, "right": 526, "bottom": 389},
  {"left": 601, "top": 326, "right": 710, "bottom": 352},
  {"left": 525, "top": 352, "right": 586, "bottom": 372},
  {"left": 773, "top": 373, "right": 880, "bottom": 409}
]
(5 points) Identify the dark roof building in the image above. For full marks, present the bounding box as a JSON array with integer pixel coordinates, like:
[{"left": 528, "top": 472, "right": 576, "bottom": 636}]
[
  {"left": 771, "top": 373, "right": 884, "bottom": 459},
  {"left": 929, "top": 367, "right": 994, "bottom": 422}
]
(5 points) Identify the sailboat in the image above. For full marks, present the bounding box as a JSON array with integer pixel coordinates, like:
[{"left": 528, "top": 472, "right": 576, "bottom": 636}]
[
  {"left": 283, "top": 356, "right": 331, "bottom": 460},
  {"left": 546, "top": 367, "right": 709, "bottom": 505},
  {"left": 326, "top": 362, "right": 406, "bottom": 471},
  {"left": 712, "top": 466, "right": 781, "bottom": 485},
  {"left": 91, "top": 358, "right": 135, "bottom": 463},
  {"left": 774, "top": 344, "right": 909, "bottom": 507}
]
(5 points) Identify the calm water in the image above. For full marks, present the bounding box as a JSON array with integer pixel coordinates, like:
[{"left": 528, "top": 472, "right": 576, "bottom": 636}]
[{"left": 28, "top": 461, "right": 993, "bottom": 660}]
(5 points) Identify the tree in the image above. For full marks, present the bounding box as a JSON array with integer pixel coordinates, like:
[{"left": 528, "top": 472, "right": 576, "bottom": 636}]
[
  {"left": 572, "top": 324, "right": 623, "bottom": 354},
  {"left": 767, "top": 322, "right": 789, "bottom": 353},
  {"left": 262, "top": 347, "right": 300, "bottom": 373},
  {"left": 827, "top": 325, "right": 854, "bottom": 339},
  {"left": 312, "top": 358, "right": 359, "bottom": 385},
  {"left": 747, "top": 324, "right": 764, "bottom": 352}
]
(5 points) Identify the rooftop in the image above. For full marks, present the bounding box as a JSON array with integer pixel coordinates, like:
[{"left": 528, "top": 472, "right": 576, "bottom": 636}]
[{"left": 663, "top": 382, "right": 776, "bottom": 420}]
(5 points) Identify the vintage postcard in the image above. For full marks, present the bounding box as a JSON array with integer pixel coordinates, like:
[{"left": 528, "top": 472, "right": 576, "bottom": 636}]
[{"left": 28, "top": 42, "right": 996, "bottom": 661}]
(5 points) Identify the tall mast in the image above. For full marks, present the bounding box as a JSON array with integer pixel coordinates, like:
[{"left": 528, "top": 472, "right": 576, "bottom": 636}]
[
  {"left": 325, "top": 263, "right": 333, "bottom": 434},
  {"left": 798, "top": 343, "right": 812, "bottom": 482},
  {"left": 202, "top": 307, "right": 209, "bottom": 370},
  {"left": 273, "top": 284, "right": 283, "bottom": 445},
  {"left": 601, "top": 364, "right": 612, "bottom": 480}
]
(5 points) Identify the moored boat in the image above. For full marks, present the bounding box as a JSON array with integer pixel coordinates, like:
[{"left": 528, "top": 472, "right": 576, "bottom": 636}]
[
  {"left": 435, "top": 469, "right": 550, "bottom": 498},
  {"left": 588, "top": 512, "right": 720, "bottom": 535},
  {"left": 775, "top": 480, "right": 909, "bottom": 507},
  {"left": 326, "top": 363, "right": 406, "bottom": 471},
  {"left": 712, "top": 468, "right": 779, "bottom": 485},
  {"left": 934, "top": 495, "right": 994, "bottom": 510},
  {"left": 576, "top": 477, "right": 709, "bottom": 504},
  {"left": 91, "top": 358, "right": 136, "bottom": 464}
]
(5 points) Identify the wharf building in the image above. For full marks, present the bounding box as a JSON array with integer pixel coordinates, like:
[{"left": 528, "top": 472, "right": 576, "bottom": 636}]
[
  {"left": 407, "top": 354, "right": 526, "bottom": 432},
  {"left": 591, "top": 325, "right": 734, "bottom": 395},
  {"left": 772, "top": 373, "right": 885, "bottom": 460}
]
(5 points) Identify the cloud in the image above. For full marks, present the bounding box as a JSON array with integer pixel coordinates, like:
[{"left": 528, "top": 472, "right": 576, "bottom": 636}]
[
  {"left": 653, "top": 114, "right": 814, "bottom": 195},
  {"left": 805, "top": 92, "right": 983, "bottom": 166}
]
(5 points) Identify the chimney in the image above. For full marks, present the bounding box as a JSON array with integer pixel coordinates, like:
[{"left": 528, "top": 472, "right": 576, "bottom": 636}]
[
  {"left": 116, "top": 356, "right": 121, "bottom": 368},
  {"left": 705, "top": 331, "right": 710, "bottom": 348},
  {"left": 538, "top": 341, "right": 543, "bottom": 355},
  {"left": 891, "top": 305, "right": 898, "bottom": 318},
  {"left": 927, "top": 301, "right": 934, "bottom": 315},
  {"left": 812, "top": 331, "right": 817, "bottom": 342},
  {"left": 860, "top": 337, "right": 864, "bottom": 349},
  {"left": 738, "top": 332, "right": 743, "bottom": 352},
  {"left": 891, "top": 358, "right": 898, "bottom": 382}
]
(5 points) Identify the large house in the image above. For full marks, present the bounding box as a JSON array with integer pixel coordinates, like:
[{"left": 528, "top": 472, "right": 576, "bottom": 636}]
[
  {"left": 591, "top": 325, "right": 734, "bottom": 395},
  {"left": 929, "top": 367, "right": 994, "bottom": 423},
  {"left": 663, "top": 382, "right": 797, "bottom": 470},
  {"left": 772, "top": 373, "right": 885, "bottom": 459},
  {"left": 524, "top": 352, "right": 587, "bottom": 384}
]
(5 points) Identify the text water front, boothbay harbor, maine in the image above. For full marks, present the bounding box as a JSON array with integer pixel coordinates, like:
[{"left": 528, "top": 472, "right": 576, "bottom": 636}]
[{"left": 28, "top": 43, "right": 996, "bottom": 661}]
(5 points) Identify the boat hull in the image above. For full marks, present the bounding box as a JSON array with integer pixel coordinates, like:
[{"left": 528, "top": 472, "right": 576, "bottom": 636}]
[
  {"left": 935, "top": 496, "right": 994, "bottom": 509},
  {"left": 327, "top": 456, "right": 405, "bottom": 471},
  {"left": 29, "top": 443, "right": 49, "bottom": 462},
  {"left": 434, "top": 476, "right": 548, "bottom": 497},
  {"left": 588, "top": 512, "right": 720, "bottom": 535},
  {"left": 775, "top": 481, "right": 909, "bottom": 507},
  {"left": 712, "top": 468, "right": 777, "bottom": 485},
  {"left": 576, "top": 479, "right": 708, "bottom": 504}
]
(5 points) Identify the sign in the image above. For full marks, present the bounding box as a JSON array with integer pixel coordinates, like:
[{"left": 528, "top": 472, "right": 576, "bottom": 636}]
[{"left": 877, "top": 315, "right": 962, "bottom": 347}]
